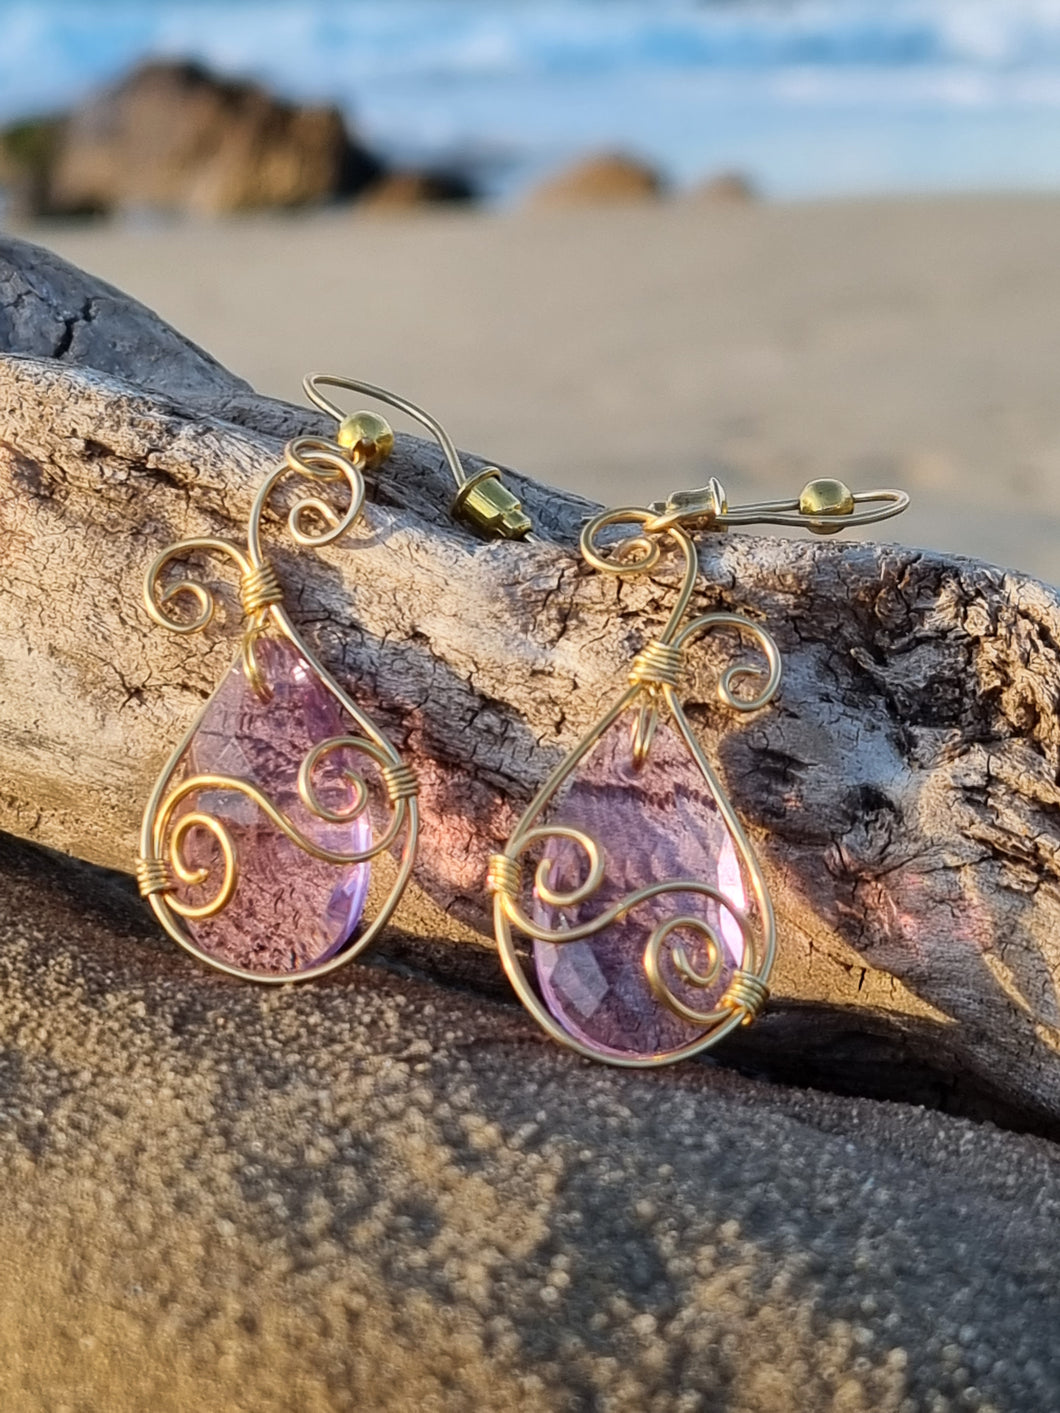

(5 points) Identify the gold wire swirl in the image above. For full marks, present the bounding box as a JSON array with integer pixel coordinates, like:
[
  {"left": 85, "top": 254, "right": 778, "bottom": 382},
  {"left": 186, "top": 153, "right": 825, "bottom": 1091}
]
[
  {"left": 666, "top": 918, "right": 725, "bottom": 989},
  {"left": 580, "top": 514, "right": 662, "bottom": 578},
  {"left": 166, "top": 810, "right": 239, "bottom": 920},
  {"left": 493, "top": 825, "right": 610, "bottom": 941},
  {"left": 264, "top": 436, "right": 367, "bottom": 553},
  {"left": 149, "top": 746, "right": 405, "bottom": 924},
  {"left": 294, "top": 735, "right": 415, "bottom": 861},
  {"left": 643, "top": 908, "right": 756, "bottom": 1027},
  {"left": 672, "top": 613, "right": 782, "bottom": 713},
  {"left": 492, "top": 821, "right": 755, "bottom": 1028},
  {"left": 531, "top": 826, "right": 607, "bottom": 912},
  {"left": 144, "top": 538, "right": 254, "bottom": 636},
  {"left": 297, "top": 736, "right": 372, "bottom": 823}
]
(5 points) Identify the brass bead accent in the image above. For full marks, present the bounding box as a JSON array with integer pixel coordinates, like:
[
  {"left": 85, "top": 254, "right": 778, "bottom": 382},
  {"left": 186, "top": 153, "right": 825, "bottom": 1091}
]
[
  {"left": 798, "top": 478, "right": 856, "bottom": 535},
  {"left": 336, "top": 411, "right": 395, "bottom": 469}
]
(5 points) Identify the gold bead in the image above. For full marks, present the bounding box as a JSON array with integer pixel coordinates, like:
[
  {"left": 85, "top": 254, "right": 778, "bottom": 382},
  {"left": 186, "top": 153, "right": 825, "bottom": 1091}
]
[
  {"left": 798, "top": 477, "right": 855, "bottom": 534},
  {"left": 336, "top": 411, "right": 395, "bottom": 469}
]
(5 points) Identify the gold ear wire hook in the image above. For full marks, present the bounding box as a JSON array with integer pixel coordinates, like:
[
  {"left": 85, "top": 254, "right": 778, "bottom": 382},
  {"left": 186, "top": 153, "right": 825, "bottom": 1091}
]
[
  {"left": 644, "top": 476, "right": 910, "bottom": 536},
  {"left": 303, "top": 373, "right": 533, "bottom": 541}
]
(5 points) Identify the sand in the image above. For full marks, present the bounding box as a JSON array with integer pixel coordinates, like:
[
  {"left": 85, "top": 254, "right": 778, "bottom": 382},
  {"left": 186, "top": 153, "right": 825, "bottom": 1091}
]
[
  {"left": 23, "top": 192, "right": 1060, "bottom": 585},
  {"left": 2, "top": 832, "right": 1060, "bottom": 1413}
]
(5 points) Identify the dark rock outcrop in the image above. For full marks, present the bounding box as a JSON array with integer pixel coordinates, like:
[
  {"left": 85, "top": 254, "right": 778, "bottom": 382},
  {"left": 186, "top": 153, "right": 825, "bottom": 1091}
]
[
  {"left": 0, "top": 114, "right": 70, "bottom": 220},
  {"left": 1, "top": 60, "right": 385, "bottom": 218},
  {"left": 360, "top": 168, "right": 478, "bottom": 211},
  {"left": 696, "top": 171, "right": 758, "bottom": 203}
]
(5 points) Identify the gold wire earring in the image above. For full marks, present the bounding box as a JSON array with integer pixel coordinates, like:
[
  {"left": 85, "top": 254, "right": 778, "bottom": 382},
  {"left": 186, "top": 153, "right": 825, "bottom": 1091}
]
[
  {"left": 135, "top": 359, "right": 907, "bottom": 1052},
  {"left": 135, "top": 374, "right": 431, "bottom": 981},
  {"left": 488, "top": 475, "right": 909, "bottom": 1067}
]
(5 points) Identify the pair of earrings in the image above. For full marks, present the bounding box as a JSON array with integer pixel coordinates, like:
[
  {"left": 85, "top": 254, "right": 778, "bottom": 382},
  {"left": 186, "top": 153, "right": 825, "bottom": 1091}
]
[{"left": 137, "top": 375, "right": 907, "bottom": 1068}]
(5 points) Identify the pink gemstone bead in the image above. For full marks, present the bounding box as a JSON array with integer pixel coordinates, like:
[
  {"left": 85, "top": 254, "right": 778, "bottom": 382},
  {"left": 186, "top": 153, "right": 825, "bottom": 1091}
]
[
  {"left": 533, "top": 718, "right": 746, "bottom": 1060},
  {"left": 166, "top": 637, "right": 371, "bottom": 975}
]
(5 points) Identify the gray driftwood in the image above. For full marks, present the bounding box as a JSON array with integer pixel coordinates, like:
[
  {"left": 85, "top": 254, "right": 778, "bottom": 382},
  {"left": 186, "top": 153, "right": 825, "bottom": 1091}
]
[{"left": 3, "top": 234, "right": 1060, "bottom": 1127}]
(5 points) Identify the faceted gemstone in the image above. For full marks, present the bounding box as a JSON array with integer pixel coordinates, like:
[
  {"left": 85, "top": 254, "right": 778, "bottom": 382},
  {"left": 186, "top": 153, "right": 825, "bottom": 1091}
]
[
  {"left": 532, "top": 716, "right": 747, "bottom": 1060},
  {"left": 165, "top": 636, "right": 371, "bottom": 975}
]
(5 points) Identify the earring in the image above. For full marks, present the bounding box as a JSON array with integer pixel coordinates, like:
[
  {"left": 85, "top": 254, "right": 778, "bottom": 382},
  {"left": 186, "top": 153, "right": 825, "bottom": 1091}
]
[
  {"left": 135, "top": 373, "right": 440, "bottom": 981},
  {"left": 488, "top": 475, "right": 909, "bottom": 1066}
]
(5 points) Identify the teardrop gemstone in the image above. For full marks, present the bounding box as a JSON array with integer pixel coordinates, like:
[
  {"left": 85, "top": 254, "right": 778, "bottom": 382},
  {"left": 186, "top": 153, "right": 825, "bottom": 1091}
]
[
  {"left": 163, "top": 636, "right": 371, "bottom": 975},
  {"left": 532, "top": 715, "right": 747, "bottom": 1060}
]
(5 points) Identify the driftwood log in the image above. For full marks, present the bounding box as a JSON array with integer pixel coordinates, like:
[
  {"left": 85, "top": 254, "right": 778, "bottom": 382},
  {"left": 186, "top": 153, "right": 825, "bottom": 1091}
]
[{"left": 3, "top": 235, "right": 1060, "bottom": 1133}]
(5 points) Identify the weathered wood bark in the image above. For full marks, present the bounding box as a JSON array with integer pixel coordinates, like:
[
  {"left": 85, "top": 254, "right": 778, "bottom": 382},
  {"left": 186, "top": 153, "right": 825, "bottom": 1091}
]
[{"left": 3, "top": 234, "right": 1060, "bottom": 1126}]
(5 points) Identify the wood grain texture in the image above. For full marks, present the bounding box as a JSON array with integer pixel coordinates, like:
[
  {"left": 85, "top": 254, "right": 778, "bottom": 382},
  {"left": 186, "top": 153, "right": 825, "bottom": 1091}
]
[{"left": 3, "top": 233, "right": 1060, "bottom": 1124}]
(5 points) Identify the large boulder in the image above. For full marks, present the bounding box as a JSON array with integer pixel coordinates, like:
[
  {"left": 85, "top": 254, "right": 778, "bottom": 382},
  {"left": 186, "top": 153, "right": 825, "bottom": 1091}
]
[
  {"left": 0, "top": 115, "right": 69, "bottom": 220},
  {"left": 527, "top": 151, "right": 666, "bottom": 208},
  {"left": 3, "top": 60, "right": 384, "bottom": 218},
  {"left": 695, "top": 171, "right": 758, "bottom": 204}
]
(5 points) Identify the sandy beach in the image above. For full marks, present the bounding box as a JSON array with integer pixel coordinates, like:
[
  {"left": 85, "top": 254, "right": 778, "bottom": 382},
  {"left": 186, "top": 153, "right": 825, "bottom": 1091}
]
[{"left": 22, "top": 191, "right": 1060, "bottom": 585}]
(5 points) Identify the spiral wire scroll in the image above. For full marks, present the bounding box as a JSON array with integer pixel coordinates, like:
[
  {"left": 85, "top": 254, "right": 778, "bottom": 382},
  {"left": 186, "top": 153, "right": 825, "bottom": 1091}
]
[
  {"left": 137, "top": 430, "right": 419, "bottom": 983},
  {"left": 490, "top": 505, "right": 778, "bottom": 1066}
]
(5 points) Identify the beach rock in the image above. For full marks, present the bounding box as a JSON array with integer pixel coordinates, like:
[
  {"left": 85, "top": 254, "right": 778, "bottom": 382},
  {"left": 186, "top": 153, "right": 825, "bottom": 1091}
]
[
  {"left": 696, "top": 171, "right": 758, "bottom": 203},
  {"left": 23, "top": 60, "right": 384, "bottom": 218},
  {"left": 0, "top": 114, "right": 74, "bottom": 220},
  {"left": 360, "top": 169, "right": 478, "bottom": 211},
  {"left": 528, "top": 152, "right": 666, "bottom": 207}
]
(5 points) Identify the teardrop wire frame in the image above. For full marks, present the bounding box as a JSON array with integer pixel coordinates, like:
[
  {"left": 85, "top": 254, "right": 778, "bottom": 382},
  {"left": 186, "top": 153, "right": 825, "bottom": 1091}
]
[
  {"left": 490, "top": 508, "right": 779, "bottom": 1067},
  {"left": 137, "top": 434, "right": 419, "bottom": 984}
]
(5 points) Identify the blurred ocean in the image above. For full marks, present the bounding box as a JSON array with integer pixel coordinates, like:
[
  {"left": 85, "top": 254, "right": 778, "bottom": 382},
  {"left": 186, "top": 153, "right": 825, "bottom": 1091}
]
[{"left": 4, "top": 0, "right": 1060, "bottom": 199}]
